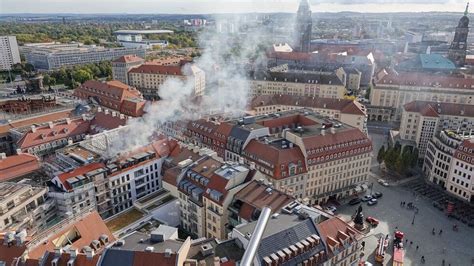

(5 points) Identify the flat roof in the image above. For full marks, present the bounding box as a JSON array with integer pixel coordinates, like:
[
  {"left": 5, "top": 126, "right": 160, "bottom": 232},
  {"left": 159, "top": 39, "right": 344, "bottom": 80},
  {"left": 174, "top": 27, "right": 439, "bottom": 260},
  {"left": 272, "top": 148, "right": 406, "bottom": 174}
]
[{"left": 114, "top": 30, "right": 174, "bottom": 35}]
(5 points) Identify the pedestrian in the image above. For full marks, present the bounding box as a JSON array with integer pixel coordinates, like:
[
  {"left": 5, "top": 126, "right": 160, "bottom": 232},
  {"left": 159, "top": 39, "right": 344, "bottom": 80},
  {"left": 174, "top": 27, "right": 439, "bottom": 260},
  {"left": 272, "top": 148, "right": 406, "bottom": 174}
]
[
  {"left": 442, "top": 259, "right": 445, "bottom": 266},
  {"left": 421, "top": 256, "right": 425, "bottom": 263},
  {"left": 416, "top": 245, "right": 419, "bottom": 250},
  {"left": 439, "top": 229, "right": 443, "bottom": 235},
  {"left": 410, "top": 241, "right": 413, "bottom": 245},
  {"left": 405, "top": 238, "right": 408, "bottom": 244},
  {"left": 432, "top": 228, "right": 435, "bottom": 235}
]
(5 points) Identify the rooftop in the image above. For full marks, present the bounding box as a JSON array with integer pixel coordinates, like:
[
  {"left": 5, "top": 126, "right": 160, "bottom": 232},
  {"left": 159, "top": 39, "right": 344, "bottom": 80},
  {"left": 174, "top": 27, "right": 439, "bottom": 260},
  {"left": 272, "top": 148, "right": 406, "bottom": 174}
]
[
  {"left": 114, "top": 30, "right": 174, "bottom": 35},
  {"left": 403, "top": 100, "right": 474, "bottom": 117},
  {"left": 376, "top": 70, "right": 474, "bottom": 90}
]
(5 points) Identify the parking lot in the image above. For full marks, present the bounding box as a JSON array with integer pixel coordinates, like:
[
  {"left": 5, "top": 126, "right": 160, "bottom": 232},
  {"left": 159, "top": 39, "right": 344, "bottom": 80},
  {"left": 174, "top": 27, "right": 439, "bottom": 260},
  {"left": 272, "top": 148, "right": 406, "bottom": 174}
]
[{"left": 336, "top": 175, "right": 474, "bottom": 266}]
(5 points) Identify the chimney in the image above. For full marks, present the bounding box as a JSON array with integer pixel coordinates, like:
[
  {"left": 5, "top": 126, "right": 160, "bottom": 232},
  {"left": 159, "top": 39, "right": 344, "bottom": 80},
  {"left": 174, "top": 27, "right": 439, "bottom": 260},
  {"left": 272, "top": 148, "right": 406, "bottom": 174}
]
[
  {"left": 119, "top": 113, "right": 125, "bottom": 119},
  {"left": 82, "top": 114, "right": 87, "bottom": 121},
  {"left": 0, "top": 153, "right": 6, "bottom": 160},
  {"left": 104, "top": 109, "right": 109, "bottom": 115},
  {"left": 330, "top": 127, "right": 336, "bottom": 134},
  {"left": 111, "top": 111, "right": 117, "bottom": 117},
  {"left": 16, "top": 149, "right": 22, "bottom": 154},
  {"left": 69, "top": 248, "right": 78, "bottom": 258},
  {"left": 321, "top": 129, "right": 326, "bottom": 136},
  {"left": 164, "top": 248, "right": 172, "bottom": 258},
  {"left": 83, "top": 246, "right": 94, "bottom": 259},
  {"left": 48, "top": 122, "right": 54, "bottom": 129},
  {"left": 31, "top": 125, "right": 36, "bottom": 133},
  {"left": 54, "top": 248, "right": 63, "bottom": 256},
  {"left": 66, "top": 118, "right": 71, "bottom": 125},
  {"left": 97, "top": 106, "right": 102, "bottom": 112},
  {"left": 15, "top": 230, "right": 27, "bottom": 245}
]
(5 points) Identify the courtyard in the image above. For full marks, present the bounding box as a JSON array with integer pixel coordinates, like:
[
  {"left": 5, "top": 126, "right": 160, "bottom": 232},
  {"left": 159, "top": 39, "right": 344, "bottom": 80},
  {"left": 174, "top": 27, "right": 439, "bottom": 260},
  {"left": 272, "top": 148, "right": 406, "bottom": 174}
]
[{"left": 336, "top": 174, "right": 474, "bottom": 266}]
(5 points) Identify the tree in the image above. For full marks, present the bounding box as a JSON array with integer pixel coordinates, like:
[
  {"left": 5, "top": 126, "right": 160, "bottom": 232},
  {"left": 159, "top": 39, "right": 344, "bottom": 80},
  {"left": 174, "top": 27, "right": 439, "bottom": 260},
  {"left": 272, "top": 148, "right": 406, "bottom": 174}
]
[
  {"left": 377, "top": 146, "right": 386, "bottom": 164},
  {"left": 410, "top": 148, "right": 419, "bottom": 167},
  {"left": 72, "top": 69, "right": 92, "bottom": 84}
]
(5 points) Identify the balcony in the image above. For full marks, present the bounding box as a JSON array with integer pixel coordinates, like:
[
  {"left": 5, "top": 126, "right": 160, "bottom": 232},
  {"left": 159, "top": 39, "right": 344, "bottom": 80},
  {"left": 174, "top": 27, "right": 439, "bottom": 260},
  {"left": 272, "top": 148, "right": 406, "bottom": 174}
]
[{"left": 207, "top": 206, "right": 222, "bottom": 217}]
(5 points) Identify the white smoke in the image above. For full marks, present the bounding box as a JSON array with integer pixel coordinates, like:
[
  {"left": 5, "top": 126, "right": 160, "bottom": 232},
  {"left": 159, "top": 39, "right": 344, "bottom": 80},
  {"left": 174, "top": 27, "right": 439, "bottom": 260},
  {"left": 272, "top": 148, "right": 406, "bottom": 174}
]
[{"left": 107, "top": 13, "right": 275, "bottom": 155}]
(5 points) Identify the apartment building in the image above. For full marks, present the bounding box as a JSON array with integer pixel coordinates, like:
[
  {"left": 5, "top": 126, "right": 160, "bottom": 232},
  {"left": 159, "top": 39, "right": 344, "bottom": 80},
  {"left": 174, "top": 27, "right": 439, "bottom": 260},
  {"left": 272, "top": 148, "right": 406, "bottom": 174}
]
[
  {"left": 183, "top": 110, "right": 372, "bottom": 205},
  {"left": 0, "top": 109, "right": 74, "bottom": 155},
  {"left": 173, "top": 156, "right": 253, "bottom": 239},
  {"left": 0, "top": 182, "right": 56, "bottom": 233},
  {"left": 128, "top": 61, "right": 206, "bottom": 99},
  {"left": 249, "top": 70, "right": 346, "bottom": 99},
  {"left": 398, "top": 101, "right": 474, "bottom": 158},
  {"left": 74, "top": 80, "right": 146, "bottom": 117},
  {"left": 0, "top": 36, "right": 21, "bottom": 71},
  {"left": 23, "top": 42, "right": 146, "bottom": 70},
  {"left": 0, "top": 210, "right": 115, "bottom": 265},
  {"left": 112, "top": 55, "right": 145, "bottom": 84},
  {"left": 48, "top": 138, "right": 176, "bottom": 219},
  {"left": 371, "top": 70, "right": 474, "bottom": 120},
  {"left": 249, "top": 94, "right": 368, "bottom": 133},
  {"left": 317, "top": 216, "right": 363, "bottom": 266},
  {"left": 446, "top": 139, "right": 474, "bottom": 202},
  {"left": 423, "top": 130, "right": 466, "bottom": 188}
]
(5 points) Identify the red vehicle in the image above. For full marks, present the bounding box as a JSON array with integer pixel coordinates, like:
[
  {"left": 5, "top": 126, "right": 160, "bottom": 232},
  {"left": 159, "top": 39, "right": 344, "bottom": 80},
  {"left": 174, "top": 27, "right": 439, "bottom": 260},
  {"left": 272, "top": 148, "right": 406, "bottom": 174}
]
[
  {"left": 375, "top": 234, "right": 389, "bottom": 264},
  {"left": 366, "top": 216, "right": 380, "bottom": 226},
  {"left": 393, "top": 231, "right": 405, "bottom": 266}
]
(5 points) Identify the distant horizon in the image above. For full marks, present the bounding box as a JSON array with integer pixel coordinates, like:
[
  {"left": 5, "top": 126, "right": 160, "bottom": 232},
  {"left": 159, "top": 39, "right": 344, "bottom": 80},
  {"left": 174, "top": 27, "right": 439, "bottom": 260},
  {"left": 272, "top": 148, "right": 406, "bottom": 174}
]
[{"left": 0, "top": 1, "right": 471, "bottom": 15}]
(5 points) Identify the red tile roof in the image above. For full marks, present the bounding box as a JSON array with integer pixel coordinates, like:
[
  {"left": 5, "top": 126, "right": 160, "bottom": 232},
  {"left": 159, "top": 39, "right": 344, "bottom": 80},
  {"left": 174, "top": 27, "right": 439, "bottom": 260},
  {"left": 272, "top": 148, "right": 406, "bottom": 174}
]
[
  {"left": 403, "top": 101, "right": 474, "bottom": 117},
  {"left": 42, "top": 253, "right": 100, "bottom": 266},
  {"left": 129, "top": 64, "right": 183, "bottom": 75},
  {"left": 250, "top": 94, "right": 366, "bottom": 115},
  {"left": 56, "top": 162, "right": 105, "bottom": 191},
  {"left": 243, "top": 140, "right": 306, "bottom": 179},
  {"left": 267, "top": 51, "right": 312, "bottom": 61},
  {"left": 0, "top": 109, "right": 74, "bottom": 135},
  {"left": 317, "top": 216, "right": 361, "bottom": 256},
  {"left": 28, "top": 211, "right": 115, "bottom": 259},
  {"left": 113, "top": 55, "right": 144, "bottom": 64},
  {"left": 76, "top": 80, "right": 142, "bottom": 102},
  {"left": 16, "top": 118, "right": 91, "bottom": 150},
  {"left": 0, "top": 234, "right": 28, "bottom": 266},
  {"left": 376, "top": 72, "right": 474, "bottom": 90},
  {"left": 234, "top": 180, "right": 294, "bottom": 220},
  {"left": 0, "top": 153, "right": 40, "bottom": 181},
  {"left": 90, "top": 111, "right": 127, "bottom": 132},
  {"left": 454, "top": 139, "right": 474, "bottom": 164}
]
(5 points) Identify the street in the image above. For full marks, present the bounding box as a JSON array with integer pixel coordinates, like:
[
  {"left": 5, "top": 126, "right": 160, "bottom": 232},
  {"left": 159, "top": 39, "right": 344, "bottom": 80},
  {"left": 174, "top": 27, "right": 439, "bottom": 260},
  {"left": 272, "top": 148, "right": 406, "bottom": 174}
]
[{"left": 337, "top": 170, "right": 474, "bottom": 266}]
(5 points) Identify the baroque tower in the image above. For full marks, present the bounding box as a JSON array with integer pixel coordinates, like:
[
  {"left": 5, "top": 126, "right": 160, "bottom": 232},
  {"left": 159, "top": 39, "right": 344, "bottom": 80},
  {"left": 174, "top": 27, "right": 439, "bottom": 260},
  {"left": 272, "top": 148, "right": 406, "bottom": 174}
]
[
  {"left": 294, "top": 0, "right": 312, "bottom": 53},
  {"left": 448, "top": 3, "right": 470, "bottom": 66}
]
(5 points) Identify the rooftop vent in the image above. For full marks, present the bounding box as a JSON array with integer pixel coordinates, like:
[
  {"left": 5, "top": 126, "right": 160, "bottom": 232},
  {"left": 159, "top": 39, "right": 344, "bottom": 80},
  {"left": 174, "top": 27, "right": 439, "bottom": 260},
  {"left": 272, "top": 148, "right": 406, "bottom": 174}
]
[
  {"left": 200, "top": 243, "right": 214, "bottom": 256},
  {"left": 145, "top": 246, "right": 154, "bottom": 252}
]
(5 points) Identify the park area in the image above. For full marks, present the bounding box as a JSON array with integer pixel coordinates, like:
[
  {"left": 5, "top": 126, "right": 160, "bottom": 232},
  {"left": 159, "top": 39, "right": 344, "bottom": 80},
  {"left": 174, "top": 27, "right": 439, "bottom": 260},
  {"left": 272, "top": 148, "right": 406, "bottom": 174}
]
[{"left": 105, "top": 208, "right": 145, "bottom": 233}]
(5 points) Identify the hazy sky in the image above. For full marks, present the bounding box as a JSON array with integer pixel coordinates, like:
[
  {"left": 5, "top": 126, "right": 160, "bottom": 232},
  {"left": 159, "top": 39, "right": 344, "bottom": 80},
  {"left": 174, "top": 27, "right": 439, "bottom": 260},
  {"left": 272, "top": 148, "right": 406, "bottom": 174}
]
[{"left": 0, "top": 0, "right": 470, "bottom": 14}]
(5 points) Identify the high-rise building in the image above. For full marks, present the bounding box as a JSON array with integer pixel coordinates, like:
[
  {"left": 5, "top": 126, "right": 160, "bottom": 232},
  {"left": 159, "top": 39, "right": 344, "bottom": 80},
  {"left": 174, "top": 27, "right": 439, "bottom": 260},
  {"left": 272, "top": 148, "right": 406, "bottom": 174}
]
[
  {"left": 112, "top": 55, "right": 145, "bottom": 84},
  {"left": 448, "top": 3, "right": 470, "bottom": 66},
  {"left": 294, "top": 0, "right": 312, "bottom": 52},
  {"left": 0, "top": 36, "right": 21, "bottom": 71}
]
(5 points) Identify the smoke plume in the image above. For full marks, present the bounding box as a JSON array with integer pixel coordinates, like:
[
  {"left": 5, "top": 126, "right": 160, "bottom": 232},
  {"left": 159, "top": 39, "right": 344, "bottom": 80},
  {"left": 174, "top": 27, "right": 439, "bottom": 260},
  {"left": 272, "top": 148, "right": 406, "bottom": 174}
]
[{"left": 107, "top": 14, "right": 273, "bottom": 155}]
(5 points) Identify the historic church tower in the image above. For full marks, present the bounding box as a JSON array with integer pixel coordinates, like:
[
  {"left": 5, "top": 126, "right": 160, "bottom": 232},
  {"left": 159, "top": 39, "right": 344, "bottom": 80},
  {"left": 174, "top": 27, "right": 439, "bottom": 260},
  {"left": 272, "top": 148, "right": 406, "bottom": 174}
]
[
  {"left": 448, "top": 3, "right": 470, "bottom": 66},
  {"left": 294, "top": 0, "right": 312, "bottom": 53}
]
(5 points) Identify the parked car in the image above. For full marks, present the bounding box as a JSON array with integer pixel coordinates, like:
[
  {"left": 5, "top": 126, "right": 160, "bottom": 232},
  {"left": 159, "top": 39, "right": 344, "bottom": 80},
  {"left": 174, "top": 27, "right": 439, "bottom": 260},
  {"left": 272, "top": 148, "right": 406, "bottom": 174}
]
[
  {"left": 366, "top": 216, "right": 380, "bottom": 226},
  {"left": 368, "top": 198, "right": 378, "bottom": 206},
  {"left": 378, "top": 179, "right": 389, "bottom": 186},
  {"left": 362, "top": 195, "right": 373, "bottom": 202},
  {"left": 373, "top": 192, "right": 383, "bottom": 198},
  {"left": 349, "top": 198, "right": 361, "bottom": 205},
  {"left": 324, "top": 206, "right": 337, "bottom": 213}
]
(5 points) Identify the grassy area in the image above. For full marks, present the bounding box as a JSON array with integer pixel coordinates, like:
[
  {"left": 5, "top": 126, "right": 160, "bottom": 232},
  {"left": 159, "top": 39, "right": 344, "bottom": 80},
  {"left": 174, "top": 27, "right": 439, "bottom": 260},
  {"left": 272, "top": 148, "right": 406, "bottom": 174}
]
[
  {"left": 106, "top": 208, "right": 144, "bottom": 233},
  {"left": 144, "top": 195, "right": 176, "bottom": 212}
]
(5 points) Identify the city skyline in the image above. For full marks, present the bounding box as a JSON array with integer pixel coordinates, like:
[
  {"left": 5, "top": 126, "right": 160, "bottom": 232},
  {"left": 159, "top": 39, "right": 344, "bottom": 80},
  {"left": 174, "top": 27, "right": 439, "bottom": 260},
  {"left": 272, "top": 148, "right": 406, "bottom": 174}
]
[{"left": 0, "top": 0, "right": 471, "bottom": 14}]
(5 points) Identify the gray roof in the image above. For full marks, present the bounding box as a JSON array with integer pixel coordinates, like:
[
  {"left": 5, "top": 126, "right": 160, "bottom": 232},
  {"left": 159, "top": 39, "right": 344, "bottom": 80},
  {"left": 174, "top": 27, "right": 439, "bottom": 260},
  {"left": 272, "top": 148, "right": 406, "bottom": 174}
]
[
  {"left": 236, "top": 213, "right": 326, "bottom": 265},
  {"left": 250, "top": 70, "right": 343, "bottom": 86},
  {"left": 101, "top": 249, "right": 135, "bottom": 266},
  {"left": 108, "top": 231, "right": 184, "bottom": 253}
]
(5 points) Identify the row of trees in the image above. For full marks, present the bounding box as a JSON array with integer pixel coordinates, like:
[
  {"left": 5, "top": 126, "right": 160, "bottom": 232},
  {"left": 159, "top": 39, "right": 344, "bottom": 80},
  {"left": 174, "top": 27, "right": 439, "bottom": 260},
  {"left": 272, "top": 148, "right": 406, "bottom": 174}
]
[
  {"left": 43, "top": 62, "right": 112, "bottom": 89},
  {"left": 377, "top": 142, "right": 419, "bottom": 175}
]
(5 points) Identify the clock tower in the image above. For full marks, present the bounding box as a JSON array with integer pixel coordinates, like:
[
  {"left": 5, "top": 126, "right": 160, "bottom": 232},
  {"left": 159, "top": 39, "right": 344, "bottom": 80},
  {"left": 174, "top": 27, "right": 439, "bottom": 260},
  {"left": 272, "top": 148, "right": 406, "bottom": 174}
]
[{"left": 448, "top": 3, "right": 470, "bottom": 67}]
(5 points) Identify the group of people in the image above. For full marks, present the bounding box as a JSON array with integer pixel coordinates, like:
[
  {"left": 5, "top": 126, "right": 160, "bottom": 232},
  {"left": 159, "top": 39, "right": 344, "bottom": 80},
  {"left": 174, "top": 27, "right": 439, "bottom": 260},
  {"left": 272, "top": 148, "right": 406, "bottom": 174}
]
[{"left": 400, "top": 201, "right": 419, "bottom": 212}]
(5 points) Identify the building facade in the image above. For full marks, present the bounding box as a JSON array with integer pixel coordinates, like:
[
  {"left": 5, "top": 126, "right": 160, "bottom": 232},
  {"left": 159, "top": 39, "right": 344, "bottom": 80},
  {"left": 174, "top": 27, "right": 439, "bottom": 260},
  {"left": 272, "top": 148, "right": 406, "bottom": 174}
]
[
  {"left": 23, "top": 42, "right": 146, "bottom": 70},
  {"left": 0, "top": 182, "right": 57, "bottom": 233},
  {"left": 446, "top": 139, "right": 474, "bottom": 202},
  {"left": 249, "top": 94, "right": 368, "bottom": 133},
  {"left": 0, "top": 36, "right": 21, "bottom": 71},
  {"left": 371, "top": 71, "right": 474, "bottom": 120},
  {"left": 249, "top": 70, "right": 346, "bottom": 99},
  {"left": 112, "top": 55, "right": 145, "bottom": 84},
  {"left": 294, "top": 0, "right": 312, "bottom": 52},
  {"left": 128, "top": 62, "right": 205, "bottom": 100},
  {"left": 398, "top": 101, "right": 474, "bottom": 158}
]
